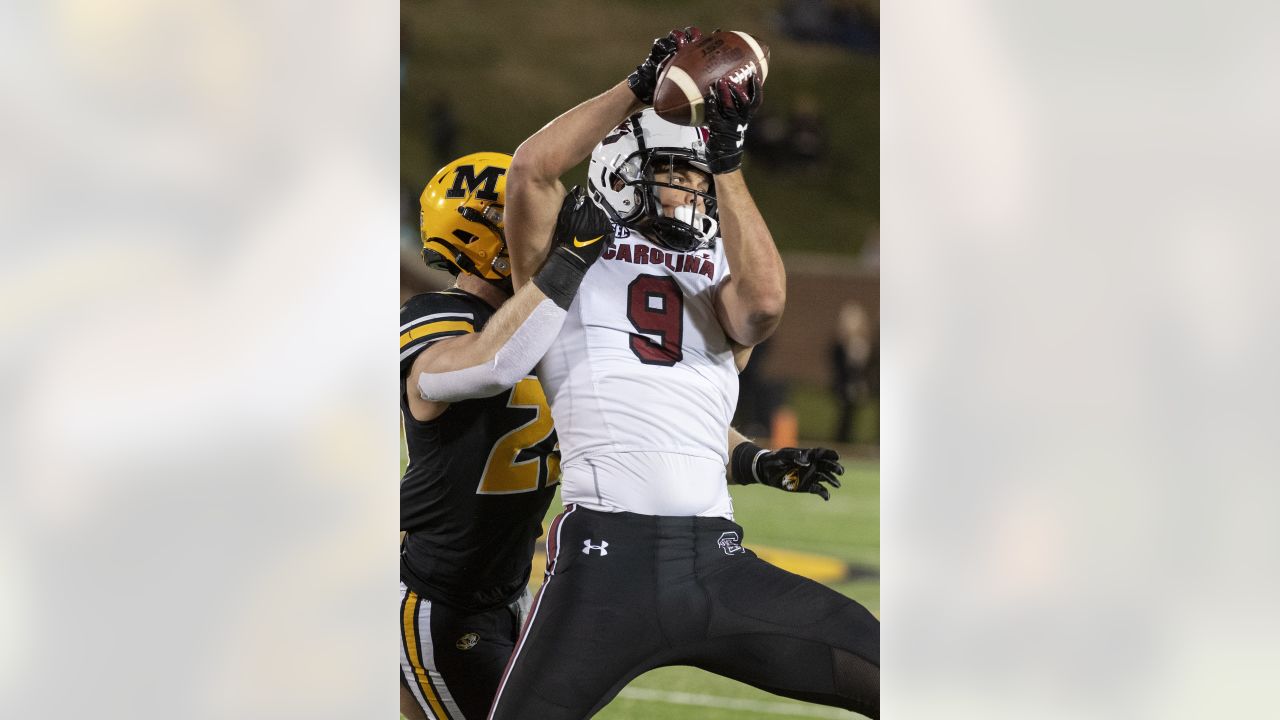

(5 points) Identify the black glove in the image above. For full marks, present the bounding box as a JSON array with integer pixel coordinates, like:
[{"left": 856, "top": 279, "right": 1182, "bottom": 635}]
[
  {"left": 703, "top": 73, "right": 763, "bottom": 174},
  {"left": 627, "top": 26, "right": 704, "bottom": 105},
  {"left": 532, "top": 186, "right": 613, "bottom": 310},
  {"left": 731, "top": 442, "right": 844, "bottom": 501}
]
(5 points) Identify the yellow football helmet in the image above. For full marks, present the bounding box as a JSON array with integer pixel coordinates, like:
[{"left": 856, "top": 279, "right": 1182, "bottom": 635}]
[{"left": 420, "top": 151, "right": 513, "bottom": 281}]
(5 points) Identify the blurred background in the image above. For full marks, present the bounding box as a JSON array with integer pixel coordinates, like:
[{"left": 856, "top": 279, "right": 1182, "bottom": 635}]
[
  {"left": 401, "top": 0, "right": 881, "bottom": 451},
  {"left": 7, "top": 0, "right": 1277, "bottom": 718}
]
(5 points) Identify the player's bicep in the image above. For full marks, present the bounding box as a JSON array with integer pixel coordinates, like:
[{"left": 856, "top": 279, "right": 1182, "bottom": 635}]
[
  {"left": 411, "top": 331, "right": 484, "bottom": 375},
  {"left": 714, "top": 275, "right": 753, "bottom": 347},
  {"left": 715, "top": 274, "right": 782, "bottom": 348},
  {"left": 504, "top": 164, "right": 565, "bottom": 289},
  {"left": 400, "top": 313, "right": 476, "bottom": 422},
  {"left": 404, "top": 334, "right": 480, "bottom": 421}
]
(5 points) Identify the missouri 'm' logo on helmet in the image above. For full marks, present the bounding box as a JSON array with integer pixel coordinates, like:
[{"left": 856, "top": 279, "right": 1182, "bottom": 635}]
[
  {"left": 445, "top": 164, "right": 505, "bottom": 202},
  {"left": 420, "top": 152, "right": 513, "bottom": 282}
]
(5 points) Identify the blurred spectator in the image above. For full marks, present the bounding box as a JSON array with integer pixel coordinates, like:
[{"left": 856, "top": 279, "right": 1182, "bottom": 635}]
[
  {"left": 744, "top": 95, "right": 829, "bottom": 174},
  {"left": 789, "top": 94, "right": 827, "bottom": 173},
  {"left": 831, "top": 301, "right": 877, "bottom": 443},
  {"left": 777, "top": 0, "right": 879, "bottom": 54},
  {"left": 860, "top": 221, "right": 880, "bottom": 271},
  {"left": 744, "top": 112, "right": 791, "bottom": 168},
  {"left": 734, "top": 338, "right": 786, "bottom": 439}
]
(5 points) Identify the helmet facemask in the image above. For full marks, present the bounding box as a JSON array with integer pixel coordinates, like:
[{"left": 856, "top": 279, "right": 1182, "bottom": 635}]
[{"left": 632, "top": 155, "right": 718, "bottom": 254}]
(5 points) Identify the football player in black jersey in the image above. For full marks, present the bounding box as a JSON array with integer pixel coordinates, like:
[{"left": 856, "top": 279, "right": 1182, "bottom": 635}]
[
  {"left": 401, "top": 152, "right": 849, "bottom": 720},
  {"left": 400, "top": 152, "right": 614, "bottom": 720}
]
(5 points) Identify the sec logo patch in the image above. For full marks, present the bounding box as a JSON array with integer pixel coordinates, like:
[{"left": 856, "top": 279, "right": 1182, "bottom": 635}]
[{"left": 456, "top": 633, "right": 479, "bottom": 651}]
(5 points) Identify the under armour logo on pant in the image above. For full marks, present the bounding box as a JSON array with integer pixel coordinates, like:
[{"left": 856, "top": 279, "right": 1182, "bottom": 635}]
[{"left": 582, "top": 539, "right": 609, "bottom": 556}]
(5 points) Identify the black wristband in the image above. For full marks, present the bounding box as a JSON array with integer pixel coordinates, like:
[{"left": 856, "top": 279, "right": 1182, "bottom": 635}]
[
  {"left": 708, "top": 151, "right": 743, "bottom": 175},
  {"left": 731, "top": 441, "right": 766, "bottom": 485},
  {"left": 627, "top": 70, "right": 653, "bottom": 105},
  {"left": 532, "top": 247, "right": 588, "bottom": 311},
  {"left": 706, "top": 133, "right": 745, "bottom": 174}
]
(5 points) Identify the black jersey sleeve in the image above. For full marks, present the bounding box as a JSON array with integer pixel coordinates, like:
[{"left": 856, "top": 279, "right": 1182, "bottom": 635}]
[{"left": 400, "top": 292, "right": 478, "bottom": 380}]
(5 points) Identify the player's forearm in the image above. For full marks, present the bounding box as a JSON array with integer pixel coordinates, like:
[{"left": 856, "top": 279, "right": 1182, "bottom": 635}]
[
  {"left": 508, "top": 83, "right": 642, "bottom": 288},
  {"left": 415, "top": 287, "right": 564, "bottom": 402},
  {"left": 506, "top": 174, "right": 564, "bottom": 289},
  {"left": 725, "top": 426, "right": 754, "bottom": 484},
  {"left": 511, "top": 82, "right": 644, "bottom": 183},
  {"left": 716, "top": 171, "right": 786, "bottom": 344}
]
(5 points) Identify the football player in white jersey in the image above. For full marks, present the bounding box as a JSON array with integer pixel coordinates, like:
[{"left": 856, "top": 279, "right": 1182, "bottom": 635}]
[{"left": 481, "top": 26, "right": 880, "bottom": 720}]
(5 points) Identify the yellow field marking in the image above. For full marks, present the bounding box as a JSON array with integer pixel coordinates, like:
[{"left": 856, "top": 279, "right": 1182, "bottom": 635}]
[{"left": 751, "top": 546, "right": 849, "bottom": 583}]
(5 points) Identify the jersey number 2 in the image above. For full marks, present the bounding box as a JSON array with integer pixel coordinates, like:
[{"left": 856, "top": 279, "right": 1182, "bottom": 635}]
[
  {"left": 477, "top": 378, "right": 561, "bottom": 494},
  {"left": 627, "top": 275, "right": 684, "bottom": 366}
]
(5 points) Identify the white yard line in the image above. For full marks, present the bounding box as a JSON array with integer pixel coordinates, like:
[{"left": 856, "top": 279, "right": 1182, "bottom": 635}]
[{"left": 616, "top": 687, "right": 857, "bottom": 718}]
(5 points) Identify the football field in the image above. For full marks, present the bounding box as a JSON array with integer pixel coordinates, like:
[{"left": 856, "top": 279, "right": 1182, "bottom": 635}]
[{"left": 403, "top": 457, "right": 879, "bottom": 719}]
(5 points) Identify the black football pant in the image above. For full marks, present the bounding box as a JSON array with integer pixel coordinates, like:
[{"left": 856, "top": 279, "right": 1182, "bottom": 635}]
[
  {"left": 487, "top": 505, "right": 880, "bottom": 719},
  {"left": 400, "top": 582, "right": 529, "bottom": 719}
]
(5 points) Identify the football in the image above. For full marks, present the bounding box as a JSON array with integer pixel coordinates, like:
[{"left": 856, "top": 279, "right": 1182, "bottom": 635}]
[{"left": 653, "top": 30, "right": 770, "bottom": 127}]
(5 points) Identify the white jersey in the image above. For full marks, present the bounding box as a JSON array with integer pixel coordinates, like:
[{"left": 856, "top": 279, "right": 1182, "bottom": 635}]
[{"left": 537, "top": 228, "right": 739, "bottom": 518}]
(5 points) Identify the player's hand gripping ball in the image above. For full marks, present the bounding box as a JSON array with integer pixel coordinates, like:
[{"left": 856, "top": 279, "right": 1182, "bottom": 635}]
[
  {"left": 652, "top": 30, "right": 770, "bottom": 127},
  {"left": 627, "top": 26, "right": 704, "bottom": 105},
  {"left": 702, "top": 73, "right": 763, "bottom": 174}
]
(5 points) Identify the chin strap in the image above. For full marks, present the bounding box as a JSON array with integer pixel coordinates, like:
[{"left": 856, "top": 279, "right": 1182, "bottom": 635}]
[{"left": 648, "top": 209, "right": 718, "bottom": 253}]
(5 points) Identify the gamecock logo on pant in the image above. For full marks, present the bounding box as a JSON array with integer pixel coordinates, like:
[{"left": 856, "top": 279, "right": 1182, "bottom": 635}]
[{"left": 718, "top": 531, "right": 744, "bottom": 555}]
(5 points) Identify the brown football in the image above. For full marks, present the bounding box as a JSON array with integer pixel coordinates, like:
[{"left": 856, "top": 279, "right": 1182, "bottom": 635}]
[{"left": 653, "top": 30, "right": 770, "bottom": 127}]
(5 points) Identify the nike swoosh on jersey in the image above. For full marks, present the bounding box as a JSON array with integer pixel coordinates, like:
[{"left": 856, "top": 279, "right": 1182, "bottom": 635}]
[{"left": 573, "top": 235, "right": 604, "bottom": 248}]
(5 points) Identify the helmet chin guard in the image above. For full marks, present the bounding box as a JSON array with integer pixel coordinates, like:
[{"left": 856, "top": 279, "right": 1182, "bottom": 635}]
[
  {"left": 641, "top": 208, "right": 719, "bottom": 254},
  {"left": 588, "top": 109, "right": 718, "bottom": 253}
]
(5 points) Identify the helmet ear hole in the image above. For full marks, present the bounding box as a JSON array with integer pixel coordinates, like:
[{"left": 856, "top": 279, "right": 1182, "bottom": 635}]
[
  {"left": 422, "top": 246, "right": 461, "bottom": 275},
  {"left": 609, "top": 172, "right": 625, "bottom": 192}
]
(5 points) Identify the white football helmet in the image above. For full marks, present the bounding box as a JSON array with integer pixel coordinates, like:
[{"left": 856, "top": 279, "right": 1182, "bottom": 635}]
[{"left": 588, "top": 109, "right": 719, "bottom": 253}]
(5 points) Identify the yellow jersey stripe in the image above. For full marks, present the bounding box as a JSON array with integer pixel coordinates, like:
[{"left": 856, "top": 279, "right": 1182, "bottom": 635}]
[
  {"left": 399, "top": 320, "right": 473, "bottom": 350},
  {"left": 402, "top": 591, "right": 450, "bottom": 719}
]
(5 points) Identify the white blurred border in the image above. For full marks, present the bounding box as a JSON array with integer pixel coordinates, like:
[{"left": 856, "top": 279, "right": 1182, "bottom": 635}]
[
  {"left": 7, "top": 0, "right": 1280, "bottom": 717},
  {"left": 1, "top": 1, "right": 398, "bottom": 717},
  {"left": 884, "top": 1, "right": 1280, "bottom": 717}
]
